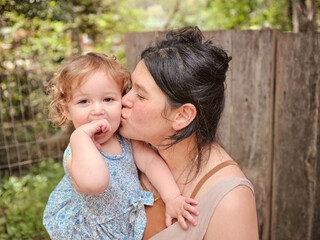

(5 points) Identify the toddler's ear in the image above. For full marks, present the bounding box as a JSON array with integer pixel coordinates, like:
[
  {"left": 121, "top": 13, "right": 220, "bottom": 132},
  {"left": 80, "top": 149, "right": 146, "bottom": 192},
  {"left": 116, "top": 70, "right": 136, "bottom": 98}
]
[
  {"left": 62, "top": 104, "right": 72, "bottom": 121},
  {"left": 172, "top": 103, "right": 196, "bottom": 131}
]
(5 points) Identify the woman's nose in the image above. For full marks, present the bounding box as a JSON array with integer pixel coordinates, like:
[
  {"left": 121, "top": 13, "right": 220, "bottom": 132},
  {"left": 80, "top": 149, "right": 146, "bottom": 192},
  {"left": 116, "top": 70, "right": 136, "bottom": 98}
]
[{"left": 122, "top": 90, "right": 133, "bottom": 108}]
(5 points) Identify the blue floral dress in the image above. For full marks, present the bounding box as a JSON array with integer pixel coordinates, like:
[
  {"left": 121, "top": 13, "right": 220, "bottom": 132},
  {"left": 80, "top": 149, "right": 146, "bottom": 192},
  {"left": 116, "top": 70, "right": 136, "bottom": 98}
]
[{"left": 43, "top": 134, "right": 154, "bottom": 240}]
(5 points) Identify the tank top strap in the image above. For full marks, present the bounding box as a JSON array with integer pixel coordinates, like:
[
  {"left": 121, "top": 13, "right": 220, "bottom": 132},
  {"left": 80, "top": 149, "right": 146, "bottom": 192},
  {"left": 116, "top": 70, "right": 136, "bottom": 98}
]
[{"left": 190, "top": 160, "right": 238, "bottom": 199}]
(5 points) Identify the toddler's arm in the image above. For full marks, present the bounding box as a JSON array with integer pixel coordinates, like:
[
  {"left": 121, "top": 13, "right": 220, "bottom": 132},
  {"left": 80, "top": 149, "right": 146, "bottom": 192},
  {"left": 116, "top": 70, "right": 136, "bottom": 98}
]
[
  {"left": 132, "top": 140, "right": 199, "bottom": 230},
  {"left": 68, "top": 119, "right": 111, "bottom": 194}
]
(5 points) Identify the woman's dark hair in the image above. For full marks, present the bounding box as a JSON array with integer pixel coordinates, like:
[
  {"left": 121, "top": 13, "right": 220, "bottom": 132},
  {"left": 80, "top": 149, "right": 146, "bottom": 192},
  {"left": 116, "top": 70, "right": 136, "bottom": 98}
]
[{"left": 141, "top": 26, "right": 232, "bottom": 175}]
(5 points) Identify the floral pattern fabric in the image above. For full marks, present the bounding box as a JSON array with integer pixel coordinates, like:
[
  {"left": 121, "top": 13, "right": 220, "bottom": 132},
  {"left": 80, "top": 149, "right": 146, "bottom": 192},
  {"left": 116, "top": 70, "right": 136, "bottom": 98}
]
[{"left": 43, "top": 134, "right": 153, "bottom": 240}]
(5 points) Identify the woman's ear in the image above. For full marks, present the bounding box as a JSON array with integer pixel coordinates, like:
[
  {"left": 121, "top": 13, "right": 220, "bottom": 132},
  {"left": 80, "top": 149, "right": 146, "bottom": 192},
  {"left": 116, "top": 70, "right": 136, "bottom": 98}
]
[{"left": 172, "top": 103, "right": 197, "bottom": 131}]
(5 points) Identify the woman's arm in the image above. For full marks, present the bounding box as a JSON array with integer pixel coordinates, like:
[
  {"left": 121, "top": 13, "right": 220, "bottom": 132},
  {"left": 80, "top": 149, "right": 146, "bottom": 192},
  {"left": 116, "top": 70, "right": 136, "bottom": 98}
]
[
  {"left": 67, "top": 119, "right": 110, "bottom": 194},
  {"left": 204, "top": 185, "right": 259, "bottom": 240},
  {"left": 132, "top": 140, "right": 199, "bottom": 229}
]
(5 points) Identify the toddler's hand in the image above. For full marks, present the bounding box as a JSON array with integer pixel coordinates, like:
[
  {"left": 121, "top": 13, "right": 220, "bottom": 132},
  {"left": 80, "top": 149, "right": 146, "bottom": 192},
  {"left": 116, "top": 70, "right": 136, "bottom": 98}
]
[
  {"left": 76, "top": 119, "right": 111, "bottom": 149},
  {"left": 165, "top": 195, "right": 199, "bottom": 230}
]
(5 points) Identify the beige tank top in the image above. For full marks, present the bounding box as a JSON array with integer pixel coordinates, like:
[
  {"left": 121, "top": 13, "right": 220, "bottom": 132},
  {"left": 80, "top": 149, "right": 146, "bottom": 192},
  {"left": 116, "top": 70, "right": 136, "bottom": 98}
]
[
  {"left": 150, "top": 177, "right": 254, "bottom": 240},
  {"left": 141, "top": 160, "right": 254, "bottom": 240}
]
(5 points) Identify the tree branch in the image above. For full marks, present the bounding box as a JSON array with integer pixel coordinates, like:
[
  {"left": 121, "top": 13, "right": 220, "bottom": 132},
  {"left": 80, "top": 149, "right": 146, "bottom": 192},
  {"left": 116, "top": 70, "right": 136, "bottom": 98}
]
[
  {"left": 292, "top": 0, "right": 318, "bottom": 32},
  {"left": 163, "top": 0, "right": 182, "bottom": 30}
]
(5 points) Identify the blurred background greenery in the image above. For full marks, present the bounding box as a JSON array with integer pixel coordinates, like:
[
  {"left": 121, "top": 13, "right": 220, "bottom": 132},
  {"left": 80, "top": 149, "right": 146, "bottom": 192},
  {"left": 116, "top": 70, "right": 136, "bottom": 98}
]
[{"left": 0, "top": 0, "right": 319, "bottom": 239}]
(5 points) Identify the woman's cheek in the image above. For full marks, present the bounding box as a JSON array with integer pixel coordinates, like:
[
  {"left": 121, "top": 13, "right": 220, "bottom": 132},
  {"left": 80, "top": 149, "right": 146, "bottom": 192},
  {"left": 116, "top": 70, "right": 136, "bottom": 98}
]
[{"left": 133, "top": 104, "right": 149, "bottom": 120}]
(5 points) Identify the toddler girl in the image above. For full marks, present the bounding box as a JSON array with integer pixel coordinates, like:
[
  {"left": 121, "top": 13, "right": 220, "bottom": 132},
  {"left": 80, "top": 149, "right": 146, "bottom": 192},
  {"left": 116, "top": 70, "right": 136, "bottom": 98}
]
[{"left": 43, "top": 52, "right": 198, "bottom": 239}]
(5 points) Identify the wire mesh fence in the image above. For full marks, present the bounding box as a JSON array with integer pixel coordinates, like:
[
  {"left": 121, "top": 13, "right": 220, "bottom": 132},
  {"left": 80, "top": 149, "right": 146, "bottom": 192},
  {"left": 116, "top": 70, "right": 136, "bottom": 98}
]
[
  {"left": 0, "top": 70, "right": 70, "bottom": 178},
  {"left": 0, "top": 67, "right": 70, "bottom": 239}
]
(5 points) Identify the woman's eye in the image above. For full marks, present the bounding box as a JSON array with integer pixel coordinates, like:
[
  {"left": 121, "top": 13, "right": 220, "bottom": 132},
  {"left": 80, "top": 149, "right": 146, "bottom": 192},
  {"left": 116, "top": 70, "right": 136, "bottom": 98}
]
[{"left": 136, "top": 93, "right": 144, "bottom": 99}]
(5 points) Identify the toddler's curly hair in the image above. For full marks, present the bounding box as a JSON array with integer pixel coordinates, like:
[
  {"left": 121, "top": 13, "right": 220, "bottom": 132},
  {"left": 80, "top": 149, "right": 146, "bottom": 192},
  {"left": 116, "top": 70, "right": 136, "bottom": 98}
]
[{"left": 48, "top": 52, "right": 130, "bottom": 126}]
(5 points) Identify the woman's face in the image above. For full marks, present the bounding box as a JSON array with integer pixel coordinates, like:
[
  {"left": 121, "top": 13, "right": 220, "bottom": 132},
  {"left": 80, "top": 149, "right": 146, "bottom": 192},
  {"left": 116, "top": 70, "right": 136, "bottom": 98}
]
[{"left": 120, "top": 60, "right": 175, "bottom": 146}]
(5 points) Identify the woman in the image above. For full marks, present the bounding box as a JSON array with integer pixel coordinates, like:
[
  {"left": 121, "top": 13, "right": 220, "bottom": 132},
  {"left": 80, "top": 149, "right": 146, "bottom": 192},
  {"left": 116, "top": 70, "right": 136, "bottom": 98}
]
[{"left": 120, "top": 26, "right": 259, "bottom": 240}]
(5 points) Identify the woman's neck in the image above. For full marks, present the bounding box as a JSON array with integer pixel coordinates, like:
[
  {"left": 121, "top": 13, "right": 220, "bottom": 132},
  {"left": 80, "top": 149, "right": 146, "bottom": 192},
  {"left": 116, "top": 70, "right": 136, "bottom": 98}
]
[
  {"left": 156, "top": 136, "right": 198, "bottom": 181},
  {"left": 156, "top": 137, "right": 227, "bottom": 184}
]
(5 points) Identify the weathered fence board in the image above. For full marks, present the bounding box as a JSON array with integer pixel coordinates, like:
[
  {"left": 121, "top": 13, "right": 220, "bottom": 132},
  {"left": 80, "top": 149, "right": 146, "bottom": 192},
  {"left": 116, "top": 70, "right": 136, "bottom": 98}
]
[
  {"left": 125, "top": 31, "right": 166, "bottom": 72},
  {"left": 272, "top": 32, "right": 320, "bottom": 240},
  {"left": 204, "top": 29, "right": 274, "bottom": 240},
  {"left": 124, "top": 29, "right": 320, "bottom": 240},
  {"left": 228, "top": 29, "right": 275, "bottom": 240}
]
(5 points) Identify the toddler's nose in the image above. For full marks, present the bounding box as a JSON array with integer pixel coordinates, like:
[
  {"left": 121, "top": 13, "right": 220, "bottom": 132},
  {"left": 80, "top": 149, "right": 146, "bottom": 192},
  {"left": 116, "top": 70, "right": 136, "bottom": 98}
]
[{"left": 92, "top": 103, "right": 105, "bottom": 115}]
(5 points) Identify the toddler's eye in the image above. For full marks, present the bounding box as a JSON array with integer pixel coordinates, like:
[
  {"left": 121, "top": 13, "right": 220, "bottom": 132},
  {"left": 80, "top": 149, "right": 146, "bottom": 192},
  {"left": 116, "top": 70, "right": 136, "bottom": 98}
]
[
  {"left": 78, "top": 99, "right": 88, "bottom": 104},
  {"left": 104, "top": 98, "right": 113, "bottom": 102}
]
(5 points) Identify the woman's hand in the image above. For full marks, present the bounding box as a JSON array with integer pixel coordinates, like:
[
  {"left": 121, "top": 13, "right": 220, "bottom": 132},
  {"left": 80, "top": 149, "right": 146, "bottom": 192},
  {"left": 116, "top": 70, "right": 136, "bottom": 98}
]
[{"left": 165, "top": 195, "right": 199, "bottom": 230}]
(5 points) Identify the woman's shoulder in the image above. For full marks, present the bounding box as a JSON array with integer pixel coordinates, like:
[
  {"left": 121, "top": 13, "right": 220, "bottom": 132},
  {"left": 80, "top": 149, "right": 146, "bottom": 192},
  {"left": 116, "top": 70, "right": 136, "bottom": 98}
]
[
  {"left": 204, "top": 178, "right": 258, "bottom": 239},
  {"left": 193, "top": 156, "right": 247, "bottom": 199},
  {"left": 200, "top": 146, "right": 258, "bottom": 239}
]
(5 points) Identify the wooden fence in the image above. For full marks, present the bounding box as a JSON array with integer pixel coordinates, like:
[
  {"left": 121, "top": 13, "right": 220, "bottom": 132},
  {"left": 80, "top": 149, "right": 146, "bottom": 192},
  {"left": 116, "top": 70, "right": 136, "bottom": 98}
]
[{"left": 124, "top": 29, "right": 320, "bottom": 240}]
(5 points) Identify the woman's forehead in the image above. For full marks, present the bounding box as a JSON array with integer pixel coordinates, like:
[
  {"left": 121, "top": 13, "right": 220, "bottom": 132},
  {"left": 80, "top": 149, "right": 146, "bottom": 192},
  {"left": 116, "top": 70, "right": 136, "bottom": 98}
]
[{"left": 131, "top": 61, "right": 153, "bottom": 86}]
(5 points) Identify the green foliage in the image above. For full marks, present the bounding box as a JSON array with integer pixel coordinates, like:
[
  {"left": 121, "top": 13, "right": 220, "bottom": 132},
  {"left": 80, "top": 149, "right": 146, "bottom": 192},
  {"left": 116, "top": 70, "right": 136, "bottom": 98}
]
[
  {"left": 0, "top": 159, "right": 64, "bottom": 239},
  {"left": 0, "top": 0, "right": 144, "bottom": 66},
  {"left": 0, "top": 0, "right": 144, "bottom": 148},
  {"left": 164, "top": 0, "right": 293, "bottom": 31}
]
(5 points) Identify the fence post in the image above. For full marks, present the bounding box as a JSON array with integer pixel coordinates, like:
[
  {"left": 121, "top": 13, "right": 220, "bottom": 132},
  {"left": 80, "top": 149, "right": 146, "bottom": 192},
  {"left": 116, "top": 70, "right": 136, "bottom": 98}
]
[{"left": 272, "top": 32, "right": 320, "bottom": 240}]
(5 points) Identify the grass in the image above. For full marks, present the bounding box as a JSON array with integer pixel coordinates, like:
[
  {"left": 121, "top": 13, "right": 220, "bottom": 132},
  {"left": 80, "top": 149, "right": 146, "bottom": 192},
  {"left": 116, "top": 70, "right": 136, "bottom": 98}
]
[{"left": 0, "top": 159, "right": 64, "bottom": 239}]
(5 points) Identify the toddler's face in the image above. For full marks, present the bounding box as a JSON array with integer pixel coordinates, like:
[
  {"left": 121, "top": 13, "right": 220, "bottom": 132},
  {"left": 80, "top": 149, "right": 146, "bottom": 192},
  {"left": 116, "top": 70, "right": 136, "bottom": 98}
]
[{"left": 64, "top": 69, "right": 122, "bottom": 145}]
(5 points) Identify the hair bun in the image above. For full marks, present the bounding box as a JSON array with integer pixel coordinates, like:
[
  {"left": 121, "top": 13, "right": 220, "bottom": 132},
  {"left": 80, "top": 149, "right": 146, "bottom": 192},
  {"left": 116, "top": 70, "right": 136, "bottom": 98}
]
[{"left": 166, "top": 26, "right": 203, "bottom": 44}]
